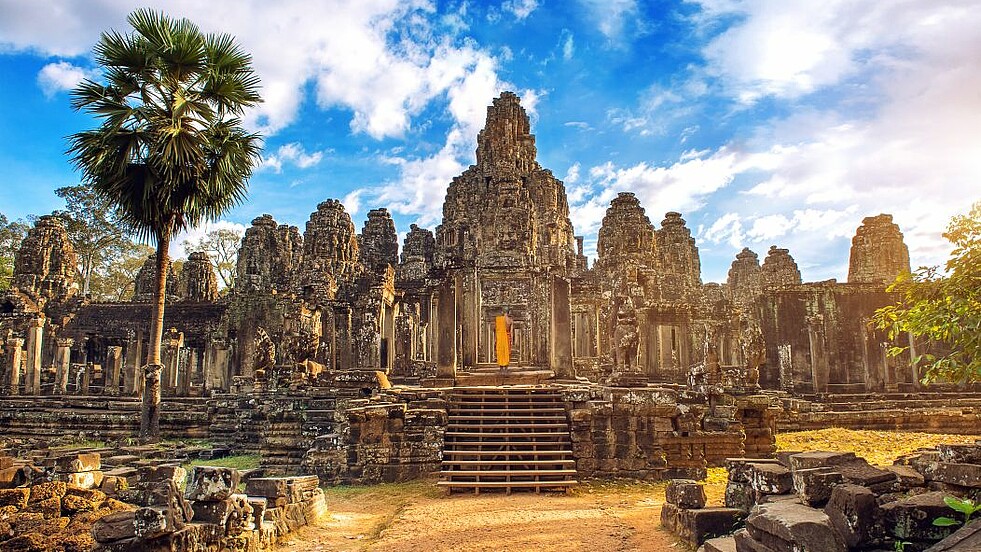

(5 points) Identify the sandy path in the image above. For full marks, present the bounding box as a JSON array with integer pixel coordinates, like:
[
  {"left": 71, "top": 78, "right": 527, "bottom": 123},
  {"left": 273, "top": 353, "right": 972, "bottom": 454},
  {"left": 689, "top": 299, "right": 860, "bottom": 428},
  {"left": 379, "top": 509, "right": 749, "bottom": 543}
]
[{"left": 275, "top": 479, "right": 683, "bottom": 552}]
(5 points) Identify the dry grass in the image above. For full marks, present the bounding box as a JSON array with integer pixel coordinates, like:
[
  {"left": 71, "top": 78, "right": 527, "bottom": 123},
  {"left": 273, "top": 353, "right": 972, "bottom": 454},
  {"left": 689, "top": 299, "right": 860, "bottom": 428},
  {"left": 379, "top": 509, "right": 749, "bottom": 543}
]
[{"left": 775, "top": 428, "right": 977, "bottom": 466}]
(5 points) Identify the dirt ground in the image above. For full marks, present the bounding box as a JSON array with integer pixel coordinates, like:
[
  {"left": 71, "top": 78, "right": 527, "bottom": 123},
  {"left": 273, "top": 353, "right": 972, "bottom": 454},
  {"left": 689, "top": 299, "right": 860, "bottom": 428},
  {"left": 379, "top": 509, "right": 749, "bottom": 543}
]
[{"left": 275, "top": 479, "right": 683, "bottom": 552}]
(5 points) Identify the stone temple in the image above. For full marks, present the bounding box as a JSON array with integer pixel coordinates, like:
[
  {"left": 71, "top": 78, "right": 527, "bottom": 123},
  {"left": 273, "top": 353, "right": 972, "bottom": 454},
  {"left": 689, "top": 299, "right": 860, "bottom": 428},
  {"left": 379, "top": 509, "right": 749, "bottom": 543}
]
[{"left": 0, "top": 93, "right": 977, "bottom": 525}]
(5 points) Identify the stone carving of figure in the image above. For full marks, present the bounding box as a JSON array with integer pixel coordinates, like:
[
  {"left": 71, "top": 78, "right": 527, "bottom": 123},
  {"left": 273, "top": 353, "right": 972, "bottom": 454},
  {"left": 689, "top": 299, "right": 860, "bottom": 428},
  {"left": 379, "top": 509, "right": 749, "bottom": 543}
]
[
  {"left": 740, "top": 321, "right": 766, "bottom": 389},
  {"left": 612, "top": 296, "right": 639, "bottom": 372},
  {"left": 254, "top": 327, "right": 276, "bottom": 378}
]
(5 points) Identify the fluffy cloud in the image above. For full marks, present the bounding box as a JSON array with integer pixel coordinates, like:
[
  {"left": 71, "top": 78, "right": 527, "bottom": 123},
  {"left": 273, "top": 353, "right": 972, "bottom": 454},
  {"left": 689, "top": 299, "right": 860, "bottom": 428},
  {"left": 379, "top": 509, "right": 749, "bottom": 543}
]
[
  {"left": 259, "top": 143, "right": 327, "bottom": 173},
  {"left": 36, "top": 61, "right": 96, "bottom": 97},
  {"left": 503, "top": 0, "right": 539, "bottom": 20},
  {"left": 577, "top": 0, "right": 639, "bottom": 42},
  {"left": 171, "top": 220, "right": 247, "bottom": 260}
]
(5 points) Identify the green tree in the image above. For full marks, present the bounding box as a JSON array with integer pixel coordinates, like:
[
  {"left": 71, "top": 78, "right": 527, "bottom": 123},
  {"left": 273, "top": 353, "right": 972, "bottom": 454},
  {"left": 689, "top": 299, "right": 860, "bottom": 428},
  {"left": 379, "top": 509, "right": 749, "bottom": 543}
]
[
  {"left": 874, "top": 202, "right": 981, "bottom": 384},
  {"left": 88, "top": 242, "right": 155, "bottom": 301},
  {"left": 182, "top": 227, "right": 243, "bottom": 290},
  {"left": 0, "top": 214, "right": 30, "bottom": 292},
  {"left": 51, "top": 183, "right": 129, "bottom": 296},
  {"left": 68, "top": 9, "right": 262, "bottom": 442}
]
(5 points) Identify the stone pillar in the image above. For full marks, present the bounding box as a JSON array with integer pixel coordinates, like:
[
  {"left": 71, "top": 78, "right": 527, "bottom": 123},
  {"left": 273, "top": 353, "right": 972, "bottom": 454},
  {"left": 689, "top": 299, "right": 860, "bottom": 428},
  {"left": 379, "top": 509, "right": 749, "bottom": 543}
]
[
  {"left": 807, "top": 315, "right": 829, "bottom": 394},
  {"left": 214, "top": 341, "right": 230, "bottom": 390},
  {"left": 25, "top": 317, "right": 44, "bottom": 395},
  {"left": 105, "top": 346, "right": 123, "bottom": 395},
  {"left": 550, "top": 275, "right": 574, "bottom": 379},
  {"left": 163, "top": 330, "right": 184, "bottom": 394},
  {"left": 461, "top": 270, "right": 478, "bottom": 369},
  {"left": 436, "top": 277, "right": 457, "bottom": 380},
  {"left": 335, "top": 305, "right": 353, "bottom": 371},
  {"left": 124, "top": 332, "right": 143, "bottom": 396},
  {"left": 178, "top": 348, "right": 195, "bottom": 396},
  {"left": 5, "top": 338, "right": 24, "bottom": 395},
  {"left": 777, "top": 344, "right": 794, "bottom": 393},
  {"left": 81, "top": 363, "right": 93, "bottom": 394},
  {"left": 54, "top": 338, "right": 73, "bottom": 394}
]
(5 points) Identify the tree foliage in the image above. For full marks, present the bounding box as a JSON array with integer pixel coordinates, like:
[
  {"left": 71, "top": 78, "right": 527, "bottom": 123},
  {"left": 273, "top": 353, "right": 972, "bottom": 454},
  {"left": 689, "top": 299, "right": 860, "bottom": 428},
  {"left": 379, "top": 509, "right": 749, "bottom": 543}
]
[
  {"left": 51, "top": 184, "right": 129, "bottom": 296},
  {"left": 68, "top": 9, "right": 262, "bottom": 442},
  {"left": 874, "top": 202, "right": 981, "bottom": 384},
  {"left": 182, "top": 227, "right": 242, "bottom": 289},
  {"left": 0, "top": 214, "right": 30, "bottom": 292}
]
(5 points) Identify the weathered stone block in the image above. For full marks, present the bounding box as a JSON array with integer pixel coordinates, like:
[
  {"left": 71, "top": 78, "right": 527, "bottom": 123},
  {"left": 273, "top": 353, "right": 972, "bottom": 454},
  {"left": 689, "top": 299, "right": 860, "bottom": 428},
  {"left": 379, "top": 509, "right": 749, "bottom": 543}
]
[
  {"left": 788, "top": 451, "right": 856, "bottom": 471},
  {"left": 0, "top": 488, "right": 29, "bottom": 509},
  {"left": 186, "top": 466, "right": 241, "bottom": 502},
  {"left": 133, "top": 506, "right": 183, "bottom": 539},
  {"left": 836, "top": 459, "right": 896, "bottom": 490},
  {"left": 29, "top": 481, "right": 67, "bottom": 503},
  {"left": 921, "top": 462, "right": 981, "bottom": 488},
  {"left": 879, "top": 491, "right": 957, "bottom": 543},
  {"left": 937, "top": 443, "right": 981, "bottom": 464},
  {"left": 726, "top": 458, "right": 780, "bottom": 483},
  {"left": 746, "top": 501, "right": 846, "bottom": 552},
  {"left": 660, "top": 502, "right": 679, "bottom": 533},
  {"left": 926, "top": 517, "right": 981, "bottom": 551},
  {"left": 725, "top": 481, "right": 756, "bottom": 512},
  {"left": 823, "top": 483, "right": 877, "bottom": 549},
  {"left": 666, "top": 479, "right": 707, "bottom": 509},
  {"left": 886, "top": 464, "right": 926, "bottom": 490},
  {"left": 678, "top": 507, "right": 746, "bottom": 546},
  {"left": 749, "top": 463, "right": 792, "bottom": 495},
  {"left": 65, "top": 470, "right": 105, "bottom": 489},
  {"left": 792, "top": 467, "right": 842, "bottom": 507},
  {"left": 733, "top": 528, "right": 779, "bottom": 552},
  {"left": 92, "top": 510, "right": 137, "bottom": 543},
  {"left": 244, "top": 477, "right": 289, "bottom": 499},
  {"left": 51, "top": 452, "right": 100, "bottom": 473},
  {"left": 702, "top": 535, "right": 737, "bottom": 552},
  {"left": 24, "top": 496, "right": 61, "bottom": 519}
]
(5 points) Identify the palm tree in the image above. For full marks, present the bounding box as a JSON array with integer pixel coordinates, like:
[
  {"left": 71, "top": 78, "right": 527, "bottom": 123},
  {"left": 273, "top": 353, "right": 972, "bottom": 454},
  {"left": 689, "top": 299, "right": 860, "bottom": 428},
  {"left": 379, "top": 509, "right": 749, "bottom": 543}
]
[{"left": 68, "top": 9, "right": 262, "bottom": 442}]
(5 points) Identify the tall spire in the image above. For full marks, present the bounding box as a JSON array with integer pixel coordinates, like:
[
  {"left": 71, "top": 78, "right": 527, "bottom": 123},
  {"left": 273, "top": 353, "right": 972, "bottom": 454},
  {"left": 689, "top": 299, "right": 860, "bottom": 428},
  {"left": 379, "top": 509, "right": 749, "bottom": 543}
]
[{"left": 475, "top": 91, "right": 538, "bottom": 173}]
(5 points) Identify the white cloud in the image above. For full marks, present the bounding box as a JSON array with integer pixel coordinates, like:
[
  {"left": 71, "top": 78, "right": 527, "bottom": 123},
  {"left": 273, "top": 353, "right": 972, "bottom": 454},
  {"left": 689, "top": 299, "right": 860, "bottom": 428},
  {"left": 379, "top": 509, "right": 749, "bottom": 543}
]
[
  {"left": 578, "top": 0, "right": 639, "bottom": 42},
  {"left": 0, "top": 1, "right": 501, "bottom": 139},
  {"left": 503, "top": 0, "right": 539, "bottom": 20},
  {"left": 560, "top": 29, "right": 575, "bottom": 60},
  {"left": 259, "top": 143, "right": 327, "bottom": 173},
  {"left": 342, "top": 189, "right": 365, "bottom": 219},
  {"left": 36, "top": 61, "right": 96, "bottom": 97}
]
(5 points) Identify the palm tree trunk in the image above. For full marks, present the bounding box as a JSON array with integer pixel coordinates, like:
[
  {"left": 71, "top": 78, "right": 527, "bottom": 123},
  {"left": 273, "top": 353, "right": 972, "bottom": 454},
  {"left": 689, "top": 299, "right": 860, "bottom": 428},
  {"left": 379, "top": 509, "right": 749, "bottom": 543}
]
[{"left": 140, "top": 224, "right": 171, "bottom": 443}]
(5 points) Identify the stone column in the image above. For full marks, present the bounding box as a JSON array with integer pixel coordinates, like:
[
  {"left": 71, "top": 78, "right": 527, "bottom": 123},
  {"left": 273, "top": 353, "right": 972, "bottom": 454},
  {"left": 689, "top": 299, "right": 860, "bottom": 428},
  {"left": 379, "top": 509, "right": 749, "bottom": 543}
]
[
  {"left": 54, "top": 338, "right": 73, "bottom": 394},
  {"left": 461, "top": 270, "right": 478, "bottom": 369},
  {"left": 178, "top": 348, "right": 194, "bottom": 396},
  {"left": 81, "top": 363, "right": 93, "bottom": 395},
  {"left": 436, "top": 277, "right": 457, "bottom": 380},
  {"left": 25, "top": 317, "right": 44, "bottom": 395},
  {"left": 335, "top": 305, "right": 353, "bottom": 371},
  {"left": 550, "top": 275, "right": 574, "bottom": 379},
  {"left": 214, "top": 341, "right": 230, "bottom": 391},
  {"left": 123, "top": 331, "right": 142, "bottom": 396},
  {"left": 5, "top": 338, "right": 24, "bottom": 395},
  {"left": 807, "top": 315, "right": 829, "bottom": 394},
  {"left": 163, "top": 330, "right": 184, "bottom": 394},
  {"left": 105, "top": 346, "right": 123, "bottom": 395}
]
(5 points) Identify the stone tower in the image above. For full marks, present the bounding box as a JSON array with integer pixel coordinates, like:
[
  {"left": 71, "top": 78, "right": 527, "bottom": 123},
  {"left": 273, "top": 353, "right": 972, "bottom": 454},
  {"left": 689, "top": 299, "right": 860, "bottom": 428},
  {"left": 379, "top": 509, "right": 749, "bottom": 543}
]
[
  {"left": 397, "top": 224, "right": 435, "bottom": 286},
  {"left": 133, "top": 254, "right": 180, "bottom": 303},
  {"left": 179, "top": 252, "right": 219, "bottom": 302},
  {"left": 847, "top": 214, "right": 910, "bottom": 285},
  {"left": 358, "top": 208, "right": 398, "bottom": 276},
  {"left": 595, "top": 192, "right": 656, "bottom": 270},
  {"left": 654, "top": 212, "right": 702, "bottom": 303},
  {"left": 433, "top": 92, "right": 575, "bottom": 375},
  {"left": 301, "top": 200, "right": 361, "bottom": 284},
  {"left": 12, "top": 215, "right": 79, "bottom": 307},
  {"left": 728, "top": 248, "right": 762, "bottom": 308},
  {"left": 761, "top": 246, "right": 802, "bottom": 289},
  {"left": 235, "top": 214, "right": 303, "bottom": 293}
]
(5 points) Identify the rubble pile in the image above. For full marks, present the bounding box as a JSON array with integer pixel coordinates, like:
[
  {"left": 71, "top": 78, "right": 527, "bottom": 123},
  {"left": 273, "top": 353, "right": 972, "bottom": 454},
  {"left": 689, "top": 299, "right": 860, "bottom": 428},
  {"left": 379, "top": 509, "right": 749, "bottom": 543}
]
[{"left": 667, "top": 442, "right": 981, "bottom": 551}]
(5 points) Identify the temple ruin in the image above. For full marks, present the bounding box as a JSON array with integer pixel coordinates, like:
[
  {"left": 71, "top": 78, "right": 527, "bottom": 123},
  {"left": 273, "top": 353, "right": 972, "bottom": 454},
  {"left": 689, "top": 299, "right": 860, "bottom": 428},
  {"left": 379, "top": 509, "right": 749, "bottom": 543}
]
[{"left": 0, "top": 92, "right": 977, "bottom": 509}]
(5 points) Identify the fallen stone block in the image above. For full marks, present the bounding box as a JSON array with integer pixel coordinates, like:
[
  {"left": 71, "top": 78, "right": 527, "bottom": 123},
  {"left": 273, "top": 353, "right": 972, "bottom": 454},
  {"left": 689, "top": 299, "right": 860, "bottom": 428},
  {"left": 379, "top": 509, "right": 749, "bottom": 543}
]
[
  {"left": 0, "top": 466, "right": 28, "bottom": 489},
  {"left": 746, "top": 501, "right": 846, "bottom": 552},
  {"left": 701, "top": 535, "right": 737, "bottom": 552},
  {"left": 823, "top": 483, "right": 877, "bottom": 549},
  {"left": 91, "top": 510, "right": 137, "bottom": 543},
  {"left": 24, "top": 496, "right": 61, "bottom": 519},
  {"left": 0, "top": 488, "right": 29, "bottom": 509},
  {"left": 792, "top": 467, "right": 842, "bottom": 507},
  {"left": 133, "top": 506, "right": 184, "bottom": 539},
  {"left": 678, "top": 507, "right": 746, "bottom": 547},
  {"left": 666, "top": 479, "right": 707, "bottom": 509},
  {"left": 726, "top": 458, "right": 781, "bottom": 484},
  {"left": 886, "top": 464, "right": 926, "bottom": 490},
  {"left": 789, "top": 451, "right": 856, "bottom": 471},
  {"left": 733, "top": 528, "right": 779, "bottom": 552},
  {"left": 937, "top": 444, "right": 981, "bottom": 465},
  {"left": 836, "top": 459, "right": 896, "bottom": 491},
  {"left": 879, "top": 491, "right": 957, "bottom": 543},
  {"left": 749, "top": 463, "right": 793, "bottom": 495},
  {"left": 28, "top": 481, "right": 67, "bottom": 504},
  {"left": 186, "top": 466, "right": 241, "bottom": 502},
  {"left": 65, "top": 469, "right": 105, "bottom": 489},
  {"left": 47, "top": 452, "right": 101, "bottom": 473},
  {"left": 921, "top": 462, "right": 981, "bottom": 488},
  {"left": 244, "top": 477, "right": 289, "bottom": 500},
  {"left": 725, "top": 481, "right": 756, "bottom": 512},
  {"left": 660, "top": 502, "right": 680, "bottom": 533}
]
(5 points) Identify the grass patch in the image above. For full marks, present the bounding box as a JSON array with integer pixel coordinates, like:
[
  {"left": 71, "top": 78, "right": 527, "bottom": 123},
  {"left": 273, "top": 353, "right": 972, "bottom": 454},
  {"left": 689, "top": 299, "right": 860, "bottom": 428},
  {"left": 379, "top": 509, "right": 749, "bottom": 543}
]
[{"left": 184, "top": 454, "right": 261, "bottom": 472}]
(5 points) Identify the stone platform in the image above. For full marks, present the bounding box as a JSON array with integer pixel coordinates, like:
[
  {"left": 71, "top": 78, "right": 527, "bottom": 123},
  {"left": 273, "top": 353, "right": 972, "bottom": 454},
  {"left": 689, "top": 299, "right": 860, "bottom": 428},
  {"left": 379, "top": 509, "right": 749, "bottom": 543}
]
[{"left": 452, "top": 366, "right": 556, "bottom": 386}]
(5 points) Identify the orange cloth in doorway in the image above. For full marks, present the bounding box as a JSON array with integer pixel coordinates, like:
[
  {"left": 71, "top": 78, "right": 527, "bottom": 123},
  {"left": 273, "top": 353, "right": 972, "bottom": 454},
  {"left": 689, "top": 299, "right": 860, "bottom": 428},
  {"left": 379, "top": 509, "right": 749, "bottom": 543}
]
[{"left": 495, "top": 315, "right": 511, "bottom": 367}]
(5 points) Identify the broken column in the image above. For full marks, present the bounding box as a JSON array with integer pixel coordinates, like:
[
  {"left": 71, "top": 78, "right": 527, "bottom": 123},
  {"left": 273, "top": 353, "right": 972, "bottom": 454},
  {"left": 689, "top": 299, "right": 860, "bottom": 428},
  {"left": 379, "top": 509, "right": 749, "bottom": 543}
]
[{"left": 54, "top": 337, "right": 73, "bottom": 394}]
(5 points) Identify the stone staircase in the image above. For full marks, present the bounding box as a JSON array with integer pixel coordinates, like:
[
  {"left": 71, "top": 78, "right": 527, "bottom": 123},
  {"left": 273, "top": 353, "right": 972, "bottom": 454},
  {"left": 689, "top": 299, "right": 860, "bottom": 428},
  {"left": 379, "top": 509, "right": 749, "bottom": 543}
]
[{"left": 438, "top": 386, "right": 578, "bottom": 494}]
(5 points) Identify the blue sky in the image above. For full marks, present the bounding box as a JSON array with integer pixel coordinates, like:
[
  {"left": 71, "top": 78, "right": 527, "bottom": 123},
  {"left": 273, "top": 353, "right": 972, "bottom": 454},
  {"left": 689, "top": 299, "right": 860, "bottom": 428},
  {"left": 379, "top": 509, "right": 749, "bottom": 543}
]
[{"left": 1, "top": 0, "right": 978, "bottom": 282}]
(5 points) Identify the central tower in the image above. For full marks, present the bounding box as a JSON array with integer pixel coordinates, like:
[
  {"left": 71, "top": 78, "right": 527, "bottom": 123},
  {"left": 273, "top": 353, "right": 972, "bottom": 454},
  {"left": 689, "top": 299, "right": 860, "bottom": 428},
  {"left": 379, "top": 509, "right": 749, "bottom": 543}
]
[{"left": 434, "top": 92, "right": 579, "bottom": 376}]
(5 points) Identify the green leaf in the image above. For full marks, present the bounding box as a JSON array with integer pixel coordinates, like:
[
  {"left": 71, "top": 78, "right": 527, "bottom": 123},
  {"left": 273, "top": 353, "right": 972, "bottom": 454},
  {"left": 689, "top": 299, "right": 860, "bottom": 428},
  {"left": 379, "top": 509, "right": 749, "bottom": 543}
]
[
  {"left": 932, "top": 517, "right": 961, "bottom": 527},
  {"left": 944, "top": 496, "right": 976, "bottom": 515}
]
